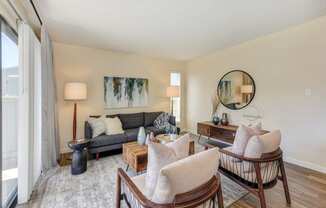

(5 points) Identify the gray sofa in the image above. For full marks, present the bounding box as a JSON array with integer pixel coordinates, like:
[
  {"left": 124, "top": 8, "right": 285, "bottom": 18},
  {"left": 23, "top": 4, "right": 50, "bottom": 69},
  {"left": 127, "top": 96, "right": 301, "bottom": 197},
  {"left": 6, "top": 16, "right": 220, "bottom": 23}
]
[{"left": 84, "top": 112, "right": 178, "bottom": 159}]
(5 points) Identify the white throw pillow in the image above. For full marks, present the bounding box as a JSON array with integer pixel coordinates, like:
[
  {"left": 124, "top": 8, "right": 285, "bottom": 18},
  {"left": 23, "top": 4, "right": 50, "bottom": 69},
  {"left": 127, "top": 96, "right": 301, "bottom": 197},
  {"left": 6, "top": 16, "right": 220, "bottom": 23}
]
[
  {"left": 166, "top": 133, "right": 190, "bottom": 160},
  {"left": 232, "top": 125, "right": 253, "bottom": 155},
  {"left": 151, "top": 148, "right": 219, "bottom": 204},
  {"left": 88, "top": 116, "right": 106, "bottom": 138},
  {"left": 145, "top": 143, "right": 178, "bottom": 198},
  {"left": 104, "top": 117, "right": 124, "bottom": 135}
]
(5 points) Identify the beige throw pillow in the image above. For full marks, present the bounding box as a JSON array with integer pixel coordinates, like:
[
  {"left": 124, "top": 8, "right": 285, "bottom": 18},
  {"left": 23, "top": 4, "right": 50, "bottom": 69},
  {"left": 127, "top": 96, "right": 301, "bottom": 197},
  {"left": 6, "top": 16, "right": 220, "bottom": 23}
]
[
  {"left": 87, "top": 116, "right": 106, "bottom": 138},
  {"left": 151, "top": 148, "right": 219, "bottom": 204},
  {"left": 104, "top": 117, "right": 124, "bottom": 135},
  {"left": 145, "top": 143, "right": 178, "bottom": 198}
]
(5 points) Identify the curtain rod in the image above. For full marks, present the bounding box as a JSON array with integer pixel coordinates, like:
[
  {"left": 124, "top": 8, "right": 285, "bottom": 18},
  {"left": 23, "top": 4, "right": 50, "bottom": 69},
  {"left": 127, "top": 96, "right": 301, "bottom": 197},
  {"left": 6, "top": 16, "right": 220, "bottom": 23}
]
[{"left": 29, "top": 0, "right": 42, "bottom": 25}]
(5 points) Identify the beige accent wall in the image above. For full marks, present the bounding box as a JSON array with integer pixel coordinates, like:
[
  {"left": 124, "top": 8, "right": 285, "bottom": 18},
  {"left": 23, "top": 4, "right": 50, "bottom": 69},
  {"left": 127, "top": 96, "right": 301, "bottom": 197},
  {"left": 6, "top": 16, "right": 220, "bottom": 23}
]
[
  {"left": 53, "top": 42, "right": 186, "bottom": 152},
  {"left": 186, "top": 16, "right": 326, "bottom": 172}
]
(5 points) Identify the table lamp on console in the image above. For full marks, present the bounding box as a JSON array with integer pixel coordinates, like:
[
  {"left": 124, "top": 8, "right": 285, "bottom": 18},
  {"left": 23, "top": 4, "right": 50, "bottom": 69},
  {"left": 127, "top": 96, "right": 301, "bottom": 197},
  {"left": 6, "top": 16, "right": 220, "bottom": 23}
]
[{"left": 64, "top": 82, "right": 87, "bottom": 141}]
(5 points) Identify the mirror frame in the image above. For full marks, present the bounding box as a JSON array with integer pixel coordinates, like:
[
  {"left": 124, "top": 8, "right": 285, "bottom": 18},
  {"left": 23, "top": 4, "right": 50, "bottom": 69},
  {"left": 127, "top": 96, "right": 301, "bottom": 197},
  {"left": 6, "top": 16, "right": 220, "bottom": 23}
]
[{"left": 217, "top": 70, "right": 256, "bottom": 110}]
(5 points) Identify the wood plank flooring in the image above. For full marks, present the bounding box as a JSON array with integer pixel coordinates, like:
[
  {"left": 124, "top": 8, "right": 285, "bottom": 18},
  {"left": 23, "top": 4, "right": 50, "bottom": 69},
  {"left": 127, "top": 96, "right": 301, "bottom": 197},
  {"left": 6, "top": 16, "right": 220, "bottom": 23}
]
[{"left": 231, "top": 163, "right": 326, "bottom": 208}]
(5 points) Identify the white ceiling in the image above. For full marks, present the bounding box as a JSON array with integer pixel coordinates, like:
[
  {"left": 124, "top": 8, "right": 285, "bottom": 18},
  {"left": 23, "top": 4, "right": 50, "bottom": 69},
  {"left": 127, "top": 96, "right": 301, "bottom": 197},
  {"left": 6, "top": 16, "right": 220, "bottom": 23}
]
[{"left": 38, "top": 0, "right": 326, "bottom": 60}]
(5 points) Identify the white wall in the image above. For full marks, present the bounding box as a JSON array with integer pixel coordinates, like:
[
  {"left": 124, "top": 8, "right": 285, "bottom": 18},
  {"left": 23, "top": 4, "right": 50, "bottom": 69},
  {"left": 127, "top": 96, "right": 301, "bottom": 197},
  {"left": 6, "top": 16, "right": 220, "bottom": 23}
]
[
  {"left": 53, "top": 43, "right": 186, "bottom": 152},
  {"left": 186, "top": 16, "right": 326, "bottom": 173}
]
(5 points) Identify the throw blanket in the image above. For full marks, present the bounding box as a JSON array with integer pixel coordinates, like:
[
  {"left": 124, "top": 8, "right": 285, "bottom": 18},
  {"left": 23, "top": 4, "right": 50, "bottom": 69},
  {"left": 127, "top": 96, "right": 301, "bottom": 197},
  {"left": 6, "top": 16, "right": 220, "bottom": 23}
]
[{"left": 154, "top": 113, "right": 177, "bottom": 134}]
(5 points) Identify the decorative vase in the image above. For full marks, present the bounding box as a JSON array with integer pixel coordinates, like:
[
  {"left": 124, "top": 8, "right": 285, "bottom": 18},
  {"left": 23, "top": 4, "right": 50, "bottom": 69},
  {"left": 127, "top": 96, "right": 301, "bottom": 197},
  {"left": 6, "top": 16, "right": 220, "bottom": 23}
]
[
  {"left": 212, "top": 113, "right": 220, "bottom": 125},
  {"left": 137, "top": 127, "right": 146, "bottom": 145},
  {"left": 221, "top": 113, "right": 229, "bottom": 126},
  {"left": 145, "top": 134, "right": 150, "bottom": 145}
]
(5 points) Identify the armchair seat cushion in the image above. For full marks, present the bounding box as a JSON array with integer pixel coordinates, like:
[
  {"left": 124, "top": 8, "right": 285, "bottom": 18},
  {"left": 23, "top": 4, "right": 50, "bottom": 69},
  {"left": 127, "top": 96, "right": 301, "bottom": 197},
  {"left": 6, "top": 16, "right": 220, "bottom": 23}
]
[
  {"left": 124, "top": 128, "right": 139, "bottom": 141},
  {"left": 89, "top": 134, "right": 127, "bottom": 148}
]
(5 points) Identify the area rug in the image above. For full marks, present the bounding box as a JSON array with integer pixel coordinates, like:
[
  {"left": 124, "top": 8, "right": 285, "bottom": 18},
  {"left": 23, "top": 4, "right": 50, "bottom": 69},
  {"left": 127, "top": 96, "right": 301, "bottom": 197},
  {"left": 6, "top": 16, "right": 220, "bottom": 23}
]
[{"left": 30, "top": 153, "right": 248, "bottom": 208}]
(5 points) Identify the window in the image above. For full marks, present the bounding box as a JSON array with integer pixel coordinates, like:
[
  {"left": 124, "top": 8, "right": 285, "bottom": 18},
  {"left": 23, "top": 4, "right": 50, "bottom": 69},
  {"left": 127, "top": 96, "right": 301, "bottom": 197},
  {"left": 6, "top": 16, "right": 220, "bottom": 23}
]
[
  {"left": 1, "top": 17, "right": 19, "bottom": 208},
  {"left": 170, "top": 72, "right": 181, "bottom": 123}
]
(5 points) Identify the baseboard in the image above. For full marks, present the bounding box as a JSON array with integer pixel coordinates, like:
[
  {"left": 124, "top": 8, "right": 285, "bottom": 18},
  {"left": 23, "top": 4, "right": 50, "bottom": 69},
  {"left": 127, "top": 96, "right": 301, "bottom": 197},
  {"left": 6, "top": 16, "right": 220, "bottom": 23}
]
[{"left": 283, "top": 156, "right": 326, "bottom": 174}]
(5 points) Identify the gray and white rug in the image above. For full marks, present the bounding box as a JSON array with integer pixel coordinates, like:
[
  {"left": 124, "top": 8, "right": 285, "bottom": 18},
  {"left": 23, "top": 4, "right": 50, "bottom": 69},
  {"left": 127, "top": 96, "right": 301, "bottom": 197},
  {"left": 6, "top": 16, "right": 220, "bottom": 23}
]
[{"left": 22, "top": 152, "right": 248, "bottom": 208}]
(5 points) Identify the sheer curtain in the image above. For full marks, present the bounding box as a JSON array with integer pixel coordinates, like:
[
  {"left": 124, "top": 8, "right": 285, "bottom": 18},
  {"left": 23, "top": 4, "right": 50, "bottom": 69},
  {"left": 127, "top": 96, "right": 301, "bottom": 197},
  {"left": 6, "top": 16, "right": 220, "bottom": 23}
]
[
  {"left": 17, "top": 22, "right": 42, "bottom": 204},
  {"left": 41, "top": 27, "right": 59, "bottom": 172}
]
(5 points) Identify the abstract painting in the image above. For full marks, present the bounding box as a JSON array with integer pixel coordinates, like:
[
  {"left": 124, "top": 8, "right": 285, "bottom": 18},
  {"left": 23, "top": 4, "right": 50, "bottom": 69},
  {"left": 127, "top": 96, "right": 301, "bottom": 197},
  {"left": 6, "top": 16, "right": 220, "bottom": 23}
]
[{"left": 104, "top": 76, "right": 149, "bottom": 108}]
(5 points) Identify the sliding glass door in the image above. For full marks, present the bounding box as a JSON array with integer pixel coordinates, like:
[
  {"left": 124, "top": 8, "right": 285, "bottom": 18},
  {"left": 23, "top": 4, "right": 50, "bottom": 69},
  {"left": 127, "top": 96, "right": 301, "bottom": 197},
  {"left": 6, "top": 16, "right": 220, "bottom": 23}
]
[{"left": 1, "top": 17, "right": 19, "bottom": 208}]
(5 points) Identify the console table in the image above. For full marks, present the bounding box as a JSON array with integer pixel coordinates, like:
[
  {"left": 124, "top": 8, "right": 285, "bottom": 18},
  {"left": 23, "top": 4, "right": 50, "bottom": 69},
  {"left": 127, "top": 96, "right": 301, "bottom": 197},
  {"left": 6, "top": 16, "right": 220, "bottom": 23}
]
[{"left": 197, "top": 121, "right": 269, "bottom": 149}]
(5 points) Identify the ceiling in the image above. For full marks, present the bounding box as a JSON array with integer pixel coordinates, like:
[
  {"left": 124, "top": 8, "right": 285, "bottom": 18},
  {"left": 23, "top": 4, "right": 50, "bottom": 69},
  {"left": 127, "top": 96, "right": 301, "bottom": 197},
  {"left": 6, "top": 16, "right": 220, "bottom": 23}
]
[{"left": 38, "top": 0, "right": 326, "bottom": 60}]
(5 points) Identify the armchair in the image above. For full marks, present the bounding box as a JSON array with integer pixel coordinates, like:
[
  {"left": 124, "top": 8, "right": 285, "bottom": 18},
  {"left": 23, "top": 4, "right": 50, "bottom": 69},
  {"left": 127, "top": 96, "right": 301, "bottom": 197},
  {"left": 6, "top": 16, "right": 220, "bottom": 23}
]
[
  {"left": 116, "top": 148, "right": 224, "bottom": 208},
  {"left": 219, "top": 147, "right": 291, "bottom": 208}
]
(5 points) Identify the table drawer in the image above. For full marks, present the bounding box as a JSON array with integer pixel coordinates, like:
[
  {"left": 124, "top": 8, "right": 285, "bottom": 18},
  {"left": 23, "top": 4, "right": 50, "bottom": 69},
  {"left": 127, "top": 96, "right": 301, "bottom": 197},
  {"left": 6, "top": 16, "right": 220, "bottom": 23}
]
[{"left": 197, "top": 123, "right": 211, "bottom": 136}]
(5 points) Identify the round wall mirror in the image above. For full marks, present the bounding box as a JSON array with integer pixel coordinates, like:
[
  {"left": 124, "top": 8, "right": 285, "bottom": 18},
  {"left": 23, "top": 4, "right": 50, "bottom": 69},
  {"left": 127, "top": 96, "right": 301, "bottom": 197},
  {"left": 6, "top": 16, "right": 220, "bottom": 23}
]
[{"left": 217, "top": 70, "right": 255, "bottom": 110}]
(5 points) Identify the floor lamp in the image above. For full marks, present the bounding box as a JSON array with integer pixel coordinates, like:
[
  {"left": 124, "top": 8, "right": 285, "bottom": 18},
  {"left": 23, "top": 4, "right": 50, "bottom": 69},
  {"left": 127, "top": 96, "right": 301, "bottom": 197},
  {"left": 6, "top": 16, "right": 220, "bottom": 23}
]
[
  {"left": 64, "top": 82, "right": 87, "bottom": 141},
  {"left": 166, "top": 86, "right": 180, "bottom": 116}
]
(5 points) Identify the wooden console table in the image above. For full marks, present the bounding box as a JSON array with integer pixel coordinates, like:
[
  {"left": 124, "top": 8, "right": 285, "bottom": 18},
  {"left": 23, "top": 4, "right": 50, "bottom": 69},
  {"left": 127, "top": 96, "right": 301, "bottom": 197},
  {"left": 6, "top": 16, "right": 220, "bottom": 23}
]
[{"left": 197, "top": 121, "right": 268, "bottom": 148}]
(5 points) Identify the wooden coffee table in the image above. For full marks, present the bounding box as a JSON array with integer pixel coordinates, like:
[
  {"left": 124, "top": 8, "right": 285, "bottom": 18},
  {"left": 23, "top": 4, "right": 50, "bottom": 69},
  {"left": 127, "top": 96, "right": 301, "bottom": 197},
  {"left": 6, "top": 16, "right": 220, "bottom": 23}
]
[
  {"left": 122, "top": 142, "right": 148, "bottom": 173},
  {"left": 122, "top": 135, "right": 195, "bottom": 173}
]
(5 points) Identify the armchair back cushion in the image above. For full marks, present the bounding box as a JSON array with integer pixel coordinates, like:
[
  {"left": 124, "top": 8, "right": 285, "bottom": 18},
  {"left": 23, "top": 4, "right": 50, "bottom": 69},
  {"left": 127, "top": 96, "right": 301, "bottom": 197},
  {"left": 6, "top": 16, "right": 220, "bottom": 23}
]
[
  {"left": 259, "top": 130, "right": 281, "bottom": 153},
  {"left": 144, "top": 112, "right": 163, "bottom": 127},
  {"left": 151, "top": 148, "right": 219, "bottom": 204}
]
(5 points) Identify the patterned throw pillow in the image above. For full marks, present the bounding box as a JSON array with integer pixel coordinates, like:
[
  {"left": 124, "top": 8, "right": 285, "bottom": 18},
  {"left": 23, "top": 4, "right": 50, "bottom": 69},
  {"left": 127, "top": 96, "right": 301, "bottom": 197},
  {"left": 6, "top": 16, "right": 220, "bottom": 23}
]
[
  {"left": 87, "top": 116, "right": 106, "bottom": 138},
  {"left": 153, "top": 113, "right": 177, "bottom": 134}
]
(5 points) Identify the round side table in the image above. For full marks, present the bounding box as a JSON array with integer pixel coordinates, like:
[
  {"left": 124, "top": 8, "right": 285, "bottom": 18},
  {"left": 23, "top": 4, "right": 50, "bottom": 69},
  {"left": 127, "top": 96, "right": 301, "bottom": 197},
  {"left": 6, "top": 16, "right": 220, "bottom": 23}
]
[{"left": 68, "top": 139, "right": 90, "bottom": 175}]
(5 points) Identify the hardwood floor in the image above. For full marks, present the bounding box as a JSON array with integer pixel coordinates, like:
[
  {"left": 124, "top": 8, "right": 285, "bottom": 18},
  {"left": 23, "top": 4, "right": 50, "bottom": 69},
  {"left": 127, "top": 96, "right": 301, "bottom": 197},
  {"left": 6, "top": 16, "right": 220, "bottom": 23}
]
[{"left": 231, "top": 163, "right": 326, "bottom": 208}]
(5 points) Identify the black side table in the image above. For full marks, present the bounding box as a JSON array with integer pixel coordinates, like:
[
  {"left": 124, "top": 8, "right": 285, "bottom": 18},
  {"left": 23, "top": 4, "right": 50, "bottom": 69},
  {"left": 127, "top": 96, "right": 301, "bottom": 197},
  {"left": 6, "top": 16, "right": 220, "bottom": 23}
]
[{"left": 68, "top": 139, "right": 90, "bottom": 175}]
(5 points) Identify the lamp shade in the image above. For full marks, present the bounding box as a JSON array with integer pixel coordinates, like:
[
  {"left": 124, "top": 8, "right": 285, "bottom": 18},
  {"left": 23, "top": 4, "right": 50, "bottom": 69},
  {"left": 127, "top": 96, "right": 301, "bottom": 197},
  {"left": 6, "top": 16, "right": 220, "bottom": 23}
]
[
  {"left": 166, "top": 86, "right": 180, "bottom": 97},
  {"left": 64, "top": 82, "right": 87, "bottom": 100},
  {"left": 241, "top": 85, "right": 253, "bottom": 94}
]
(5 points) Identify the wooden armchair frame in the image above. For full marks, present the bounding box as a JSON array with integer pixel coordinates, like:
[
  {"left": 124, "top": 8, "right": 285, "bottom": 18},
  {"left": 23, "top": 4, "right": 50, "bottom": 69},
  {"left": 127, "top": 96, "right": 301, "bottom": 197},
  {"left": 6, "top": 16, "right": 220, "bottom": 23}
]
[
  {"left": 218, "top": 148, "right": 291, "bottom": 208},
  {"left": 116, "top": 168, "right": 224, "bottom": 208}
]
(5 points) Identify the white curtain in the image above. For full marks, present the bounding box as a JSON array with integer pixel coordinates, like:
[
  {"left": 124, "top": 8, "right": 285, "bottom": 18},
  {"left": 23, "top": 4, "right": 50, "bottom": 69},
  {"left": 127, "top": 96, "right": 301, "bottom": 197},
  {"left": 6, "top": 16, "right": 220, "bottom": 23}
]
[
  {"left": 41, "top": 27, "right": 60, "bottom": 171},
  {"left": 17, "top": 22, "right": 42, "bottom": 204}
]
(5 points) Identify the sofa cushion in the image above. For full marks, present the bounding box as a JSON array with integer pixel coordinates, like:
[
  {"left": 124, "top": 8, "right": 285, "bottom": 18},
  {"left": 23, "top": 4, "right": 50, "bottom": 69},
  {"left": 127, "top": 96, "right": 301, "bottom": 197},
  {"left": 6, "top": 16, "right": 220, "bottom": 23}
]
[
  {"left": 145, "top": 126, "right": 165, "bottom": 136},
  {"left": 144, "top": 112, "right": 163, "bottom": 127},
  {"left": 124, "top": 128, "right": 139, "bottom": 141},
  {"left": 118, "top": 112, "right": 144, "bottom": 129},
  {"left": 89, "top": 134, "right": 127, "bottom": 148},
  {"left": 151, "top": 148, "right": 219, "bottom": 204}
]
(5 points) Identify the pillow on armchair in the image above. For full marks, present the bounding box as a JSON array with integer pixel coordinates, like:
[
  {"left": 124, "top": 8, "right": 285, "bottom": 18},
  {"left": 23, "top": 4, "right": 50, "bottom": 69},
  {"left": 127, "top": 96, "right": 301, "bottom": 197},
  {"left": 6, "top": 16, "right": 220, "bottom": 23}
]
[
  {"left": 151, "top": 148, "right": 219, "bottom": 204},
  {"left": 232, "top": 123, "right": 263, "bottom": 155},
  {"left": 145, "top": 134, "right": 191, "bottom": 198}
]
